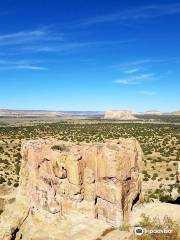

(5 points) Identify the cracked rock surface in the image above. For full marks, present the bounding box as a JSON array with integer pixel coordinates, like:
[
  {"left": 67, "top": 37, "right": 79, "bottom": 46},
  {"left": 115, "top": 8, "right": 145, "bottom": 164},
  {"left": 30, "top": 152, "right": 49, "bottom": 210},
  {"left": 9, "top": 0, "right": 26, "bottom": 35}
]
[{"left": 0, "top": 138, "right": 143, "bottom": 240}]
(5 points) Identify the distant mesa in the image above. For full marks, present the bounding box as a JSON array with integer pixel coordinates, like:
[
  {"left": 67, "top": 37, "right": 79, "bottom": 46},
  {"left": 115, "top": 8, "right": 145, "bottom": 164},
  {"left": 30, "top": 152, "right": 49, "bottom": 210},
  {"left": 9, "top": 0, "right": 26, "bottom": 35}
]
[
  {"left": 104, "top": 110, "right": 137, "bottom": 120},
  {"left": 143, "top": 110, "right": 162, "bottom": 115},
  {"left": 143, "top": 110, "right": 180, "bottom": 115},
  {"left": 0, "top": 108, "right": 179, "bottom": 119},
  {"left": 171, "top": 110, "right": 180, "bottom": 116},
  {"left": 0, "top": 109, "right": 64, "bottom": 117},
  {"left": 0, "top": 109, "right": 102, "bottom": 118}
]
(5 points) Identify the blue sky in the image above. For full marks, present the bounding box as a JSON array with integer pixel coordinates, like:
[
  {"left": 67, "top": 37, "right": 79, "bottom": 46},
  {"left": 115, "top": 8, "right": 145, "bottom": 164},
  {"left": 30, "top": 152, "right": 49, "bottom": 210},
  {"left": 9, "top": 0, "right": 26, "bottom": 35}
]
[{"left": 0, "top": 0, "right": 180, "bottom": 111}]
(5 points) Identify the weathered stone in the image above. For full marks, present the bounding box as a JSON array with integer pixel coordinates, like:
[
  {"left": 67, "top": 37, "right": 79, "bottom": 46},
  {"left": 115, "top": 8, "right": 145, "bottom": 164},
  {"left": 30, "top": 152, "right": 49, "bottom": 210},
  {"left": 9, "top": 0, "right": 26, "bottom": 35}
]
[
  {"left": 96, "top": 197, "right": 123, "bottom": 225},
  {"left": 66, "top": 154, "right": 84, "bottom": 185},
  {"left": 84, "top": 167, "right": 95, "bottom": 184},
  {"left": 0, "top": 138, "right": 143, "bottom": 239},
  {"left": 96, "top": 181, "right": 121, "bottom": 204},
  {"left": 84, "top": 183, "right": 96, "bottom": 201}
]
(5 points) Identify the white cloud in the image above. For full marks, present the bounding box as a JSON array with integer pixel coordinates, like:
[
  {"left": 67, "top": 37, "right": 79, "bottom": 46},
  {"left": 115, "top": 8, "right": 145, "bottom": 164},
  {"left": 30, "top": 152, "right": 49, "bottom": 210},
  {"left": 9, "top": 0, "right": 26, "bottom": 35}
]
[
  {"left": 120, "top": 58, "right": 168, "bottom": 68},
  {"left": 14, "top": 65, "right": 47, "bottom": 70},
  {"left": 0, "top": 60, "right": 47, "bottom": 71},
  {"left": 124, "top": 68, "right": 141, "bottom": 74},
  {"left": 81, "top": 3, "right": 180, "bottom": 26},
  {"left": 22, "top": 40, "right": 132, "bottom": 53},
  {"left": 0, "top": 28, "right": 63, "bottom": 46},
  {"left": 0, "top": 65, "right": 47, "bottom": 71},
  {"left": 114, "top": 73, "right": 154, "bottom": 85},
  {"left": 0, "top": 30, "right": 45, "bottom": 40}
]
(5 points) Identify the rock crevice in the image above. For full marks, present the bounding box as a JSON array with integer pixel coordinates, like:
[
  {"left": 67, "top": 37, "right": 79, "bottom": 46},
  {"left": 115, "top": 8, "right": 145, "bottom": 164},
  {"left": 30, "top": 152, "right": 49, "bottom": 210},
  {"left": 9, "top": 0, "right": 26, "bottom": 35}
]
[{"left": 0, "top": 138, "right": 143, "bottom": 239}]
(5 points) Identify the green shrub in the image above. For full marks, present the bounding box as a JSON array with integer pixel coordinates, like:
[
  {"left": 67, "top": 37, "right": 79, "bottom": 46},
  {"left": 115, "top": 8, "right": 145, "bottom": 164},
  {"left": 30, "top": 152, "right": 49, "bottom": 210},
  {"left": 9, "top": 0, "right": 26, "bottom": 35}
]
[
  {"left": 15, "top": 164, "right": 20, "bottom": 175},
  {"left": 0, "top": 146, "right": 4, "bottom": 153},
  {"left": 51, "top": 145, "right": 70, "bottom": 152},
  {"left": 14, "top": 182, "right": 19, "bottom": 187},
  {"left": 159, "top": 194, "right": 173, "bottom": 202},
  {"left": 151, "top": 173, "right": 158, "bottom": 180},
  {"left": 0, "top": 176, "right": 6, "bottom": 184}
]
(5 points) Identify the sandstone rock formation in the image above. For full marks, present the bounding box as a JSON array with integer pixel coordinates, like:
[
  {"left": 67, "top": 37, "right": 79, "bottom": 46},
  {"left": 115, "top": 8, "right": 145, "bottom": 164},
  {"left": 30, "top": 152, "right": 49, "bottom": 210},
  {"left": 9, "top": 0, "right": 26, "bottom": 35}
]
[
  {"left": 172, "top": 110, "right": 180, "bottom": 116},
  {"left": 144, "top": 110, "right": 162, "bottom": 115},
  {"left": 104, "top": 110, "right": 137, "bottom": 120},
  {"left": 0, "top": 138, "right": 143, "bottom": 240}
]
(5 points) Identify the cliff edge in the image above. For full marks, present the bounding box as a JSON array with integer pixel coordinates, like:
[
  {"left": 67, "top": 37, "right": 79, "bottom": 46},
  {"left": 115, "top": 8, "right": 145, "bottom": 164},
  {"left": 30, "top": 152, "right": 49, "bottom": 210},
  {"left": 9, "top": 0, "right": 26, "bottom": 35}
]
[{"left": 0, "top": 138, "right": 143, "bottom": 240}]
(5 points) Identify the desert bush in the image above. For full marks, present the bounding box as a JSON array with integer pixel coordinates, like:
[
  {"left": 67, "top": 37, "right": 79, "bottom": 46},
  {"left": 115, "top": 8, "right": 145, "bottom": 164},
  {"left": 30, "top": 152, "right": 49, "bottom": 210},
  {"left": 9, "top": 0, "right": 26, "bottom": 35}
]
[
  {"left": 15, "top": 164, "right": 20, "bottom": 175},
  {"left": 0, "top": 146, "right": 4, "bottom": 153},
  {"left": 13, "top": 182, "right": 19, "bottom": 187},
  {"left": 51, "top": 144, "right": 70, "bottom": 152},
  {"left": 0, "top": 176, "right": 6, "bottom": 184},
  {"left": 119, "top": 223, "right": 131, "bottom": 232},
  {"left": 166, "top": 168, "right": 172, "bottom": 172},
  {"left": 151, "top": 173, "right": 158, "bottom": 180},
  {"left": 159, "top": 194, "right": 173, "bottom": 202},
  {"left": 169, "top": 173, "right": 174, "bottom": 177}
]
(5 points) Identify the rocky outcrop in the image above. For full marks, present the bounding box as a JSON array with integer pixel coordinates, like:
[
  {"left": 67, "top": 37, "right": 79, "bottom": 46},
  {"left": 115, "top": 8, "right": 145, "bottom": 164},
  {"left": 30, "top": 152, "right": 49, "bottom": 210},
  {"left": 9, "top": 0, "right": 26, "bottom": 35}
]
[
  {"left": 144, "top": 110, "right": 162, "bottom": 115},
  {"left": 0, "top": 138, "right": 143, "bottom": 239},
  {"left": 104, "top": 110, "right": 137, "bottom": 120}
]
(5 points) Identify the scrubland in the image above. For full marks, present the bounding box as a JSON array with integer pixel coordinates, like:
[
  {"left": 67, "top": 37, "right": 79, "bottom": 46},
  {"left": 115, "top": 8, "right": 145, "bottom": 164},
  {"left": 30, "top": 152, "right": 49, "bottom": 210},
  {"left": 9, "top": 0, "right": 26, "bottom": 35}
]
[{"left": 0, "top": 118, "right": 179, "bottom": 213}]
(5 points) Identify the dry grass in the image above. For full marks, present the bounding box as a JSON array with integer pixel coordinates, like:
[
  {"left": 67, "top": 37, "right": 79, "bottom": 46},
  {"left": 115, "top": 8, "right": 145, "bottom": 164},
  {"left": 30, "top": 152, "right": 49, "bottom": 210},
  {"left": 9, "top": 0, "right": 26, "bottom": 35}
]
[{"left": 136, "top": 214, "right": 179, "bottom": 240}]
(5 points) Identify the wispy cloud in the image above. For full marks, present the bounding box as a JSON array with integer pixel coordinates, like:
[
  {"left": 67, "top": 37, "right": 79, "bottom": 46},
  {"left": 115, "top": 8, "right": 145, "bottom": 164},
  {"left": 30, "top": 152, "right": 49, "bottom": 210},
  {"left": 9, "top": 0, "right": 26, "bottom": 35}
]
[
  {"left": 81, "top": 3, "right": 180, "bottom": 26},
  {"left": 119, "top": 58, "right": 169, "bottom": 68},
  {"left": 114, "top": 57, "right": 179, "bottom": 86},
  {"left": 139, "top": 90, "right": 157, "bottom": 95},
  {"left": 114, "top": 73, "right": 154, "bottom": 85},
  {"left": 0, "top": 28, "right": 63, "bottom": 46},
  {"left": 21, "top": 40, "right": 132, "bottom": 53},
  {"left": 0, "top": 60, "right": 47, "bottom": 71},
  {"left": 0, "top": 65, "right": 47, "bottom": 71},
  {"left": 115, "top": 57, "right": 179, "bottom": 75},
  {"left": 0, "top": 26, "right": 65, "bottom": 63},
  {"left": 123, "top": 68, "right": 141, "bottom": 74},
  {"left": 0, "top": 26, "right": 132, "bottom": 70},
  {"left": 13, "top": 65, "right": 47, "bottom": 70}
]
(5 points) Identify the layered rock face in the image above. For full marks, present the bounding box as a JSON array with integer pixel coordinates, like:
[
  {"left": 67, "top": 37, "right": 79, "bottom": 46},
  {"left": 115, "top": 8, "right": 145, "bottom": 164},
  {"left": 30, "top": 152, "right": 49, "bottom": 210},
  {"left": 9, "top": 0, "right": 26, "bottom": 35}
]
[
  {"left": 0, "top": 138, "right": 143, "bottom": 239},
  {"left": 104, "top": 110, "right": 137, "bottom": 120}
]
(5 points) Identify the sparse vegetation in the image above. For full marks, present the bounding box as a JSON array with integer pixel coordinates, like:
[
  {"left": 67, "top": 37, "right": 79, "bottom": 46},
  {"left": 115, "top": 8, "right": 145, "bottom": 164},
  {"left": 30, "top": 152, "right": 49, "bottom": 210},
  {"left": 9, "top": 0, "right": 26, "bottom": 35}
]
[
  {"left": 0, "top": 119, "right": 179, "bottom": 201},
  {"left": 136, "top": 214, "right": 179, "bottom": 240},
  {"left": 119, "top": 223, "right": 131, "bottom": 232},
  {"left": 51, "top": 144, "right": 70, "bottom": 152}
]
